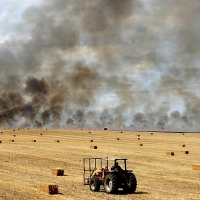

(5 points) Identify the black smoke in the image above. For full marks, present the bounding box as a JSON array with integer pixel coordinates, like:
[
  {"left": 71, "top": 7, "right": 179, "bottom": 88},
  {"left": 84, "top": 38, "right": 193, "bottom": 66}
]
[{"left": 0, "top": 0, "right": 200, "bottom": 131}]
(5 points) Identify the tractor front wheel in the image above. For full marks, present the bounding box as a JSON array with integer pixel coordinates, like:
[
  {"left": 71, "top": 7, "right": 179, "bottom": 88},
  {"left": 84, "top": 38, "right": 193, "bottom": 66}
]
[
  {"left": 90, "top": 177, "right": 100, "bottom": 192},
  {"left": 104, "top": 174, "right": 118, "bottom": 194}
]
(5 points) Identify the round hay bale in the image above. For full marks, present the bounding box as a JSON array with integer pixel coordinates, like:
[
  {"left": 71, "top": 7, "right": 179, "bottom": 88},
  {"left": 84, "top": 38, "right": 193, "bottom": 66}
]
[
  {"left": 9, "top": 139, "right": 14, "bottom": 142},
  {"left": 179, "top": 144, "right": 186, "bottom": 147},
  {"left": 13, "top": 135, "right": 16, "bottom": 137},
  {"left": 137, "top": 138, "right": 140, "bottom": 140},
  {"left": 54, "top": 140, "right": 60, "bottom": 143},
  {"left": 138, "top": 143, "right": 143, "bottom": 146},
  {"left": 117, "top": 138, "right": 120, "bottom": 140},
  {"left": 38, "top": 183, "right": 58, "bottom": 194},
  {"left": 40, "top": 133, "right": 43, "bottom": 135},
  {"left": 90, "top": 140, "right": 93, "bottom": 142},
  {"left": 0, "top": 141, "right": 1, "bottom": 143}
]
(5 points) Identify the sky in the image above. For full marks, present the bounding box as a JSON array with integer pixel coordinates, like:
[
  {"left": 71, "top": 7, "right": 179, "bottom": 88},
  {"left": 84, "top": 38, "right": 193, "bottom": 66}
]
[{"left": 0, "top": 0, "right": 200, "bottom": 131}]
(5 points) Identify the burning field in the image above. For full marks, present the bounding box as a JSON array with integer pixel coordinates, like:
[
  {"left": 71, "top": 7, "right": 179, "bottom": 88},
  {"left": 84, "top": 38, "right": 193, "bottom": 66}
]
[
  {"left": 0, "top": 129, "right": 199, "bottom": 199},
  {"left": 1, "top": 0, "right": 200, "bottom": 131}
]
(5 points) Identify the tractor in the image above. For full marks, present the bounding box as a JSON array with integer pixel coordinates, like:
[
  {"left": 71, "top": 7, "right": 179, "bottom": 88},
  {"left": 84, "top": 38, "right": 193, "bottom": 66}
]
[{"left": 83, "top": 157, "right": 137, "bottom": 194}]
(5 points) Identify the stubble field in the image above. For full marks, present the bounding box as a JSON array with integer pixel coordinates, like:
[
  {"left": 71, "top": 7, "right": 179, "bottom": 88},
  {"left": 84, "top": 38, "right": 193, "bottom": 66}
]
[{"left": 0, "top": 129, "right": 199, "bottom": 200}]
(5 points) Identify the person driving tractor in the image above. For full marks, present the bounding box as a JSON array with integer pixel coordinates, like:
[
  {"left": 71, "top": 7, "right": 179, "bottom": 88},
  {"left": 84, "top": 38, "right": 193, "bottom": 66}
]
[{"left": 111, "top": 162, "right": 122, "bottom": 170}]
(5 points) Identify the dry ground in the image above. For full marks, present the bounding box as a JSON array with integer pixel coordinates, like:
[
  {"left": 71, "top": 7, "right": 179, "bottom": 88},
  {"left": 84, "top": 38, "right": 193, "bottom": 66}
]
[{"left": 0, "top": 129, "right": 199, "bottom": 200}]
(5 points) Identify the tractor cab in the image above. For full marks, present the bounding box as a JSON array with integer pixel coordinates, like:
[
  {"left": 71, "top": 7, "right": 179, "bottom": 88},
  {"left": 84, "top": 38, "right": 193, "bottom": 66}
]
[{"left": 105, "top": 157, "right": 127, "bottom": 171}]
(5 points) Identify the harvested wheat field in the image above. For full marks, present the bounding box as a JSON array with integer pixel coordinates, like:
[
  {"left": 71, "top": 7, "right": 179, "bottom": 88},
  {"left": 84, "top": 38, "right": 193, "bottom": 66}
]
[{"left": 0, "top": 129, "right": 199, "bottom": 200}]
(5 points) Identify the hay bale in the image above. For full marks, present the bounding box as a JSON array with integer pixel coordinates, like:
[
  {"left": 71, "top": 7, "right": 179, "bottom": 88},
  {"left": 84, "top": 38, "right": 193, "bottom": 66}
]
[
  {"left": 117, "top": 138, "right": 120, "bottom": 140},
  {"left": 166, "top": 151, "right": 174, "bottom": 156},
  {"left": 138, "top": 143, "right": 143, "bottom": 146},
  {"left": 90, "top": 140, "right": 93, "bottom": 142},
  {"left": 180, "top": 150, "right": 189, "bottom": 154},
  {"left": 0, "top": 132, "right": 2, "bottom": 134},
  {"left": 179, "top": 144, "right": 186, "bottom": 147},
  {"left": 150, "top": 132, "right": 153, "bottom": 135},
  {"left": 13, "top": 129, "right": 15, "bottom": 131},
  {"left": 0, "top": 141, "right": 1, "bottom": 143},
  {"left": 13, "top": 135, "right": 16, "bottom": 137},
  {"left": 31, "top": 140, "right": 36, "bottom": 142},
  {"left": 9, "top": 139, "right": 14, "bottom": 142},
  {"left": 192, "top": 164, "right": 200, "bottom": 171},
  {"left": 54, "top": 140, "right": 60, "bottom": 143},
  {"left": 40, "top": 133, "right": 43, "bottom": 135},
  {"left": 121, "top": 131, "right": 123, "bottom": 133},
  {"left": 137, "top": 134, "right": 140, "bottom": 137},
  {"left": 137, "top": 138, "right": 140, "bottom": 140},
  {"left": 38, "top": 183, "right": 58, "bottom": 194},
  {"left": 88, "top": 132, "right": 91, "bottom": 133},
  {"left": 51, "top": 168, "right": 64, "bottom": 176},
  {"left": 104, "top": 128, "right": 107, "bottom": 130},
  {"left": 90, "top": 145, "right": 97, "bottom": 149}
]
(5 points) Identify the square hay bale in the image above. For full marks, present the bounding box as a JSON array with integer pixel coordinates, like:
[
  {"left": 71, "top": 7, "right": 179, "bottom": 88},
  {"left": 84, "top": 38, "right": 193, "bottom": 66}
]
[
  {"left": 51, "top": 168, "right": 64, "bottom": 176},
  {"left": 54, "top": 140, "right": 60, "bottom": 143},
  {"left": 166, "top": 151, "right": 174, "bottom": 156},
  {"left": 179, "top": 144, "right": 186, "bottom": 147},
  {"left": 38, "top": 183, "right": 58, "bottom": 194},
  {"left": 31, "top": 140, "right": 36, "bottom": 142},
  {"left": 90, "top": 145, "right": 97, "bottom": 149},
  {"left": 192, "top": 164, "right": 200, "bottom": 171},
  {"left": 9, "top": 139, "right": 14, "bottom": 142},
  {"left": 137, "top": 134, "right": 140, "bottom": 137},
  {"left": 180, "top": 150, "right": 189, "bottom": 154}
]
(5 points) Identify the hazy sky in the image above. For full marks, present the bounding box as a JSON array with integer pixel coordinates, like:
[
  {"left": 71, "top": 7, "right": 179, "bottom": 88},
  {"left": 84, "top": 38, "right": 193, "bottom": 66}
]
[{"left": 0, "top": 0, "right": 200, "bottom": 131}]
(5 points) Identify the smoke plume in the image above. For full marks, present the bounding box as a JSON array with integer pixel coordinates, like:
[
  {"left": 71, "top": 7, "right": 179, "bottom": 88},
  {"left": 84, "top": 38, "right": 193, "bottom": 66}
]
[{"left": 0, "top": 0, "right": 200, "bottom": 131}]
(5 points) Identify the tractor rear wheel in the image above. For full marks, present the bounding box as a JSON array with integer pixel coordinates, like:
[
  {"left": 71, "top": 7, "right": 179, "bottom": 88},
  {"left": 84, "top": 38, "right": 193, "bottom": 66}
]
[
  {"left": 90, "top": 177, "right": 100, "bottom": 192},
  {"left": 104, "top": 174, "right": 118, "bottom": 194},
  {"left": 123, "top": 173, "right": 137, "bottom": 193}
]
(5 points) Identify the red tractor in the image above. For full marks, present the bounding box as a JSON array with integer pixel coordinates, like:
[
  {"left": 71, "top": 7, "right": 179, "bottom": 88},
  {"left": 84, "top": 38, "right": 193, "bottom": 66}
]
[{"left": 83, "top": 157, "right": 137, "bottom": 194}]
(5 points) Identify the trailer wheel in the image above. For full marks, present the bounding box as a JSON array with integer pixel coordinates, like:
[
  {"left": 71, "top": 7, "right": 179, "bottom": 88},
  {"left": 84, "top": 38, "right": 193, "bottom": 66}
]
[
  {"left": 90, "top": 177, "right": 100, "bottom": 192},
  {"left": 104, "top": 174, "right": 118, "bottom": 194}
]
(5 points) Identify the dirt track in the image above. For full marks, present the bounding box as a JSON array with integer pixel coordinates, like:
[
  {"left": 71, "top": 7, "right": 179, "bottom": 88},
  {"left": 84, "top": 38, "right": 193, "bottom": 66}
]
[{"left": 0, "top": 129, "right": 199, "bottom": 200}]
